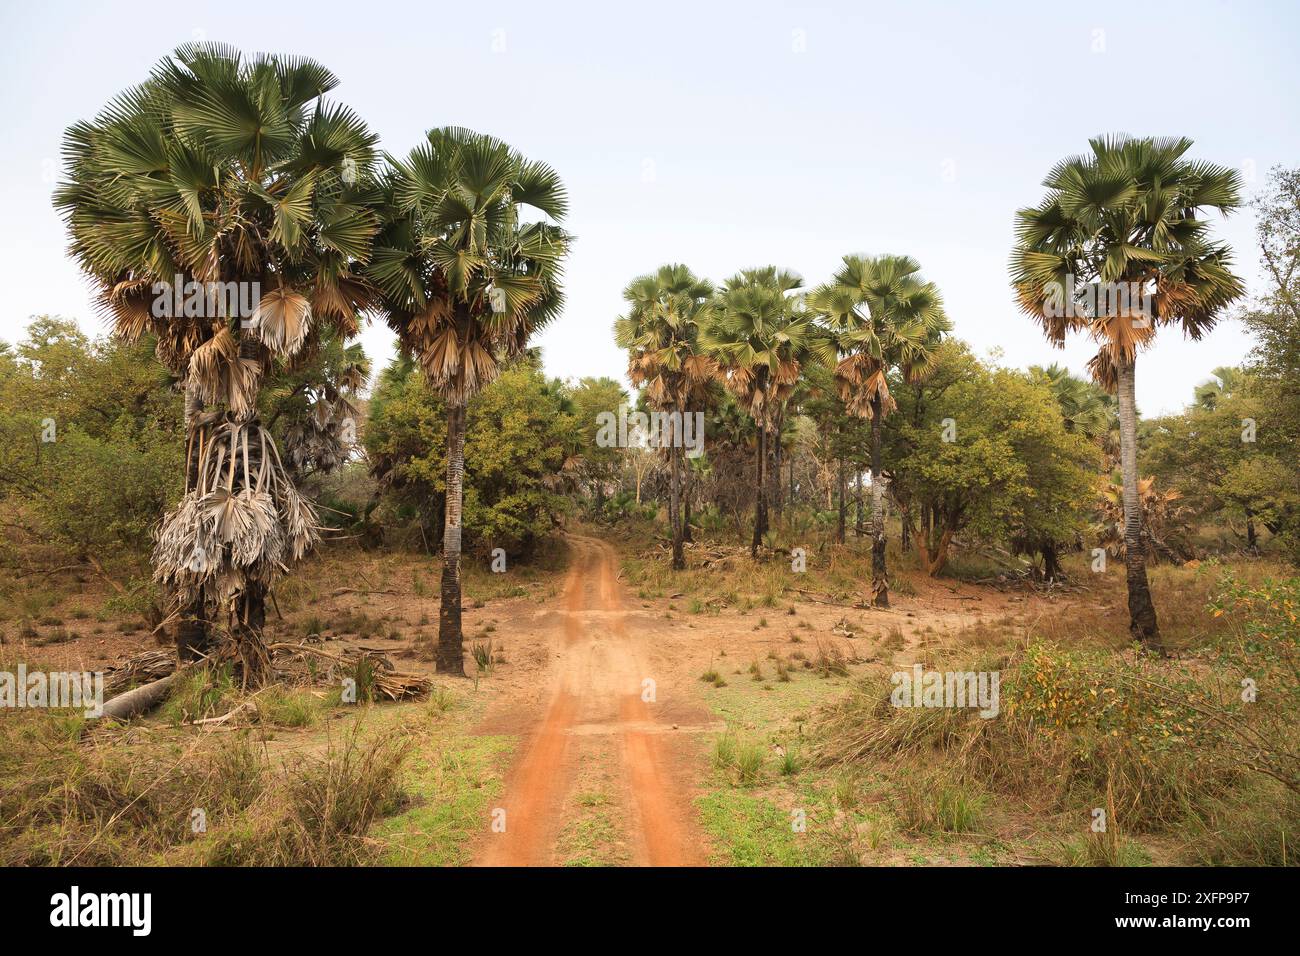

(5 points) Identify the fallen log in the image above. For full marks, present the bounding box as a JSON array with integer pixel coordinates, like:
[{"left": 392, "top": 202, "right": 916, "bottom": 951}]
[{"left": 98, "top": 672, "right": 179, "bottom": 723}]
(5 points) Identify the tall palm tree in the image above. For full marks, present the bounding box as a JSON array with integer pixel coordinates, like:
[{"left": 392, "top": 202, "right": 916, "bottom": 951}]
[
  {"left": 55, "top": 43, "right": 380, "bottom": 679},
  {"left": 1011, "top": 135, "right": 1244, "bottom": 645},
  {"left": 614, "top": 264, "right": 716, "bottom": 570},
  {"left": 369, "top": 127, "right": 569, "bottom": 675},
  {"left": 809, "top": 255, "right": 948, "bottom": 606},
  {"left": 703, "top": 267, "right": 833, "bottom": 557}
]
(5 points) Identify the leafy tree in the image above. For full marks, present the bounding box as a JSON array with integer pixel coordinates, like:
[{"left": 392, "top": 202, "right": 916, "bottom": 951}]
[
  {"left": 882, "top": 339, "right": 978, "bottom": 554},
  {"left": 365, "top": 355, "right": 577, "bottom": 556},
  {"left": 896, "top": 360, "right": 1097, "bottom": 575},
  {"left": 1011, "top": 135, "right": 1245, "bottom": 647},
  {"left": 368, "top": 127, "right": 569, "bottom": 674},
  {"left": 567, "top": 376, "right": 630, "bottom": 508},
  {"left": 0, "top": 318, "right": 182, "bottom": 570},
  {"left": 1145, "top": 369, "right": 1295, "bottom": 554},
  {"left": 808, "top": 254, "right": 949, "bottom": 604},
  {"left": 1241, "top": 166, "right": 1300, "bottom": 561},
  {"left": 1029, "top": 363, "right": 1117, "bottom": 455}
]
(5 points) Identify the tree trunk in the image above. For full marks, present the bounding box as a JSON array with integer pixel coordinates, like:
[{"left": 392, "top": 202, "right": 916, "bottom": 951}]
[
  {"left": 669, "top": 443, "right": 685, "bottom": 570},
  {"left": 788, "top": 455, "right": 796, "bottom": 510},
  {"left": 438, "top": 398, "right": 468, "bottom": 675},
  {"left": 1041, "top": 541, "right": 1061, "bottom": 582},
  {"left": 176, "top": 378, "right": 208, "bottom": 662},
  {"left": 1116, "top": 356, "right": 1160, "bottom": 646},
  {"left": 232, "top": 334, "right": 269, "bottom": 680},
  {"left": 854, "top": 470, "right": 864, "bottom": 536},
  {"left": 922, "top": 527, "right": 954, "bottom": 576},
  {"left": 900, "top": 502, "right": 912, "bottom": 553},
  {"left": 751, "top": 425, "right": 767, "bottom": 558},
  {"left": 99, "top": 672, "right": 179, "bottom": 723},
  {"left": 869, "top": 398, "right": 889, "bottom": 607},
  {"left": 1245, "top": 507, "right": 1258, "bottom": 554},
  {"left": 682, "top": 463, "right": 693, "bottom": 544},
  {"left": 770, "top": 411, "right": 784, "bottom": 525},
  {"left": 836, "top": 458, "right": 846, "bottom": 544}
]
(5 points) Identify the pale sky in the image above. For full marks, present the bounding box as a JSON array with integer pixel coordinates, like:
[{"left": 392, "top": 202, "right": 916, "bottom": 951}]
[{"left": 2, "top": 0, "right": 1297, "bottom": 415}]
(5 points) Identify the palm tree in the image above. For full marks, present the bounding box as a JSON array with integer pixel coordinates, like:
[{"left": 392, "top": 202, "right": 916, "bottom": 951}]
[
  {"left": 808, "top": 255, "right": 949, "bottom": 606},
  {"left": 614, "top": 264, "right": 716, "bottom": 570},
  {"left": 54, "top": 44, "right": 380, "bottom": 679},
  {"left": 703, "top": 267, "right": 833, "bottom": 557},
  {"left": 1194, "top": 365, "right": 1245, "bottom": 410},
  {"left": 1011, "top": 135, "right": 1244, "bottom": 646},
  {"left": 1030, "top": 364, "right": 1116, "bottom": 438},
  {"left": 369, "top": 128, "right": 569, "bottom": 675}
]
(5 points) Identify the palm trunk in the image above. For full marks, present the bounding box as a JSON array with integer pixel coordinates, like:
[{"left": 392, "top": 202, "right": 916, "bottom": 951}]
[
  {"left": 836, "top": 458, "right": 846, "bottom": 544},
  {"left": 770, "top": 410, "right": 784, "bottom": 525},
  {"left": 1116, "top": 356, "right": 1159, "bottom": 645},
  {"left": 751, "top": 425, "right": 767, "bottom": 558},
  {"left": 669, "top": 443, "right": 685, "bottom": 570},
  {"left": 870, "top": 398, "right": 889, "bottom": 607},
  {"left": 176, "top": 378, "right": 208, "bottom": 662},
  {"left": 854, "top": 471, "right": 864, "bottom": 536},
  {"left": 438, "top": 398, "right": 468, "bottom": 675},
  {"left": 682, "top": 463, "right": 693, "bottom": 544},
  {"left": 233, "top": 333, "right": 269, "bottom": 679}
]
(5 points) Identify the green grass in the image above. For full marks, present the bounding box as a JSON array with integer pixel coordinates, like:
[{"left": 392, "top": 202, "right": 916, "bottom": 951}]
[
  {"left": 257, "top": 686, "right": 321, "bottom": 728},
  {"left": 697, "top": 790, "right": 827, "bottom": 866},
  {"left": 371, "top": 733, "right": 514, "bottom": 866}
]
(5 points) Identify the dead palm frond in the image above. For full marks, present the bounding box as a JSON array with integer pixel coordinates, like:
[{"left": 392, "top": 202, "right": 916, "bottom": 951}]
[{"left": 154, "top": 416, "right": 319, "bottom": 622}]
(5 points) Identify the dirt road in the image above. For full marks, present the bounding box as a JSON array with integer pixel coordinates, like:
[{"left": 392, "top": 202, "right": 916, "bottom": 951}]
[{"left": 475, "top": 534, "right": 709, "bottom": 866}]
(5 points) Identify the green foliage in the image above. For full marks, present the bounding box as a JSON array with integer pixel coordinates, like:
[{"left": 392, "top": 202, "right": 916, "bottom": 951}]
[
  {"left": 0, "top": 318, "right": 182, "bottom": 564},
  {"left": 1004, "top": 641, "right": 1213, "bottom": 743},
  {"left": 1240, "top": 166, "right": 1300, "bottom": 561},
  {"left": 1144, "top": 367, "right": 1299, "bottom": 551},
  {"left": 888, "top": 344, "right": 1098, "bottom": 567},
  {"left": 567, "top": 376, "right": 628, "bottom": 502},
  {"left": 365, "top": 355, "right": 578, "bottom": 555}
]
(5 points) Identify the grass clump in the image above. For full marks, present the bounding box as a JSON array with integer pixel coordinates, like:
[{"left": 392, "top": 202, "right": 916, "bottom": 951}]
[
  {"left": 257, "top": 686, "right": 321, "bottom": 728},
  {"left": 201, "top": 724, "right": 410, "bottom": 866},
  {"left": 161, "top": 664, "right": 237, "bottom": 725}
]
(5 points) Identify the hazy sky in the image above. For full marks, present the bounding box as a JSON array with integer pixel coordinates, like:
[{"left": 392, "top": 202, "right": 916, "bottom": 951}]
[{"left": 2, "top": 0, "right": 1297, "bottom": 415}]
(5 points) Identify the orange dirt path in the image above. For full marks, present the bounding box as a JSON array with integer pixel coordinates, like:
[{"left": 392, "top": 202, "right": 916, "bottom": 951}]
[{"left": 475, "top": 534, "right": 705, "bottom": 867}]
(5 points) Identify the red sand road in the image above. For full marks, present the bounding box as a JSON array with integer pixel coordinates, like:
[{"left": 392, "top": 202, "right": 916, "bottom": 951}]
[{"left": 475, "top": 535, "right": 704, "bottom": 866}]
